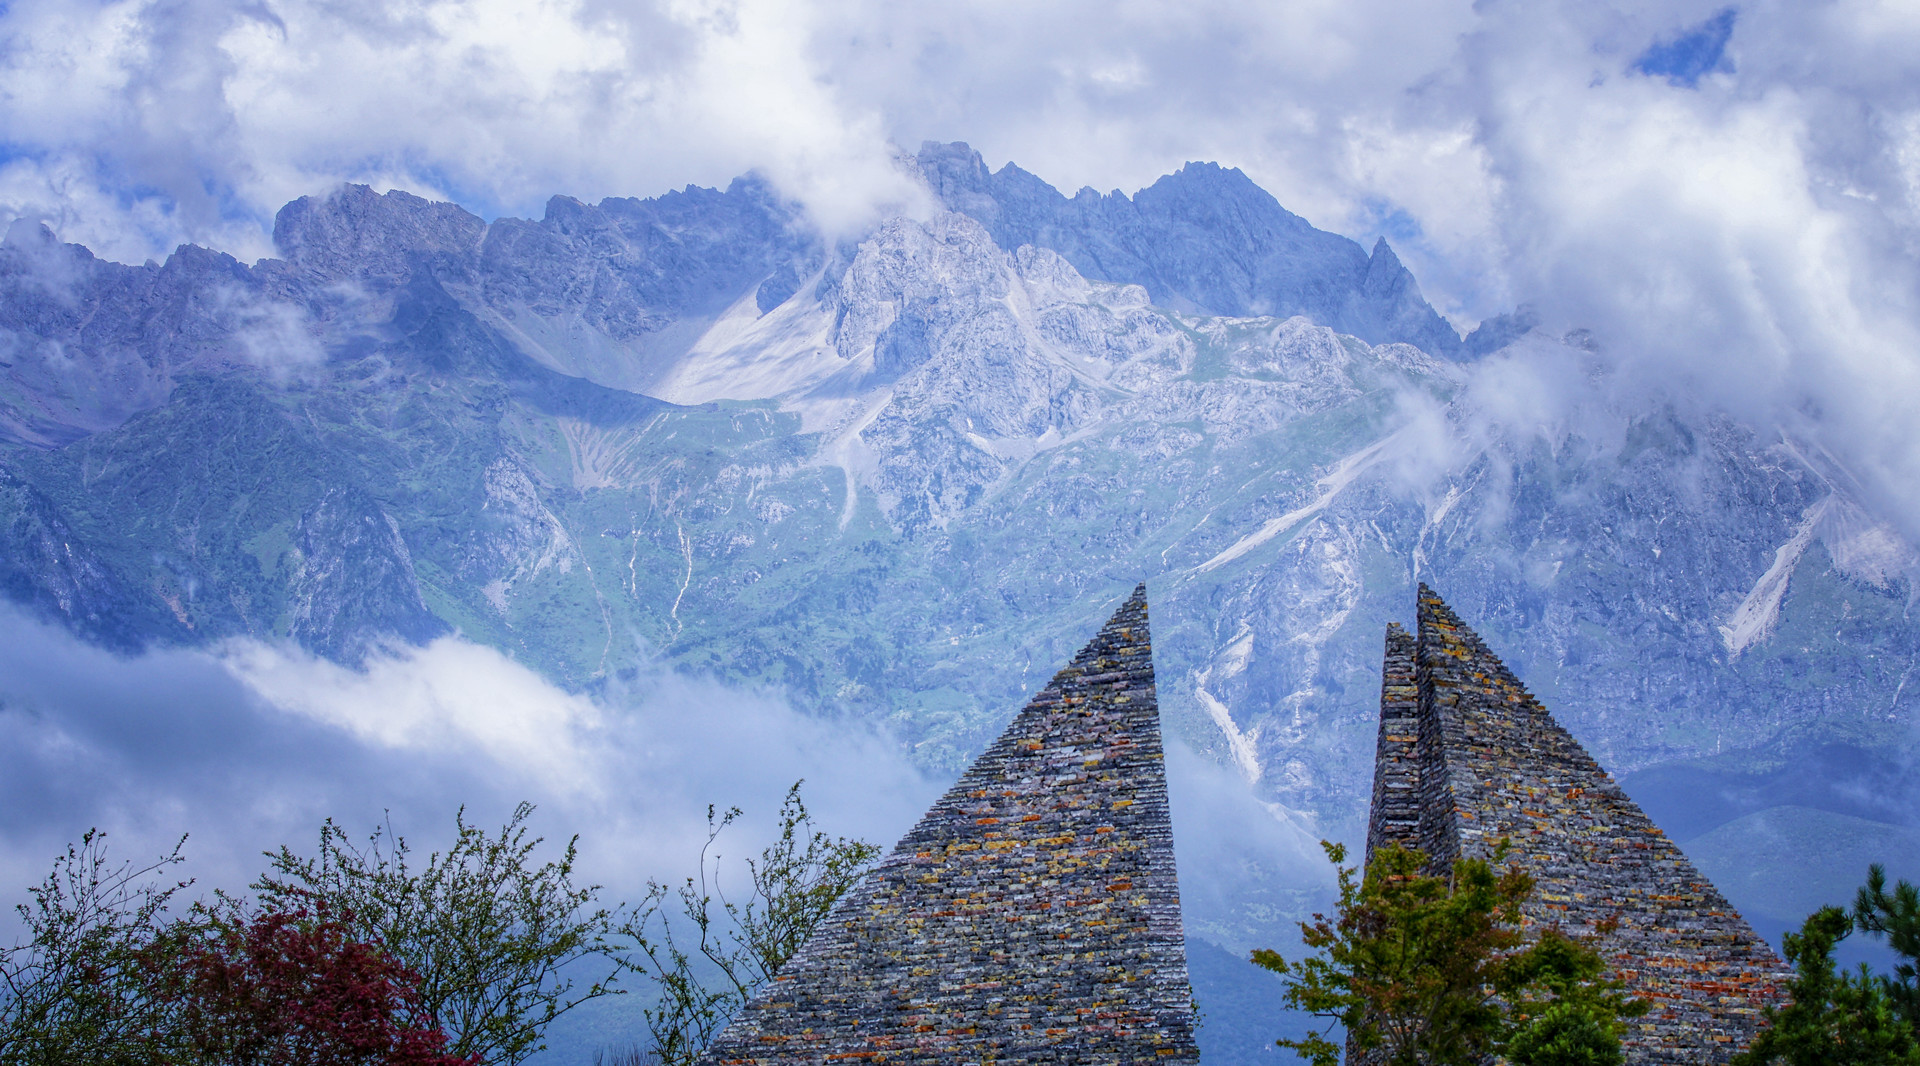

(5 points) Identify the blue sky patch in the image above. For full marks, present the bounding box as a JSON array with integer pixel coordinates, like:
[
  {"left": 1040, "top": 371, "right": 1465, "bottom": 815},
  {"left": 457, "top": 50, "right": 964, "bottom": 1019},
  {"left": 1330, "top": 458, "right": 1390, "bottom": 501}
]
[{"left": 1633, "top": 8, "right": 1737, "bottom": 87}]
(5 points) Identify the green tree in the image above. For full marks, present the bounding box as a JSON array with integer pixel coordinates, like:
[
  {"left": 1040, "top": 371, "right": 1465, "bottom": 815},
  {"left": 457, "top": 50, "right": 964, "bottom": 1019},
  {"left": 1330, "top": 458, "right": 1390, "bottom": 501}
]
[
  {"left": 1504, "top": 1001, "right": 1624, "bottom": 1066},
  {"left": 1502, "top": 927, "right": 1644, "bottom": 1066},
  {"left": 1855, "top": 864, "right": 1920, "bottom": 1027},
  {"left": 619, "top": 783, "right": 880, "bottom": 1066},
  {"left": 1733, "top": 905, "right": 1920, "bottom": 1066},
  {"left": 254, "top": 803, "right": 619, "bottom": 1066},
  {"left": 1252, "top": 841, "right": 1639, "bottom": 1066},
  {"left": 0, "top": 831, "right": 188, "bottom": 1066}
]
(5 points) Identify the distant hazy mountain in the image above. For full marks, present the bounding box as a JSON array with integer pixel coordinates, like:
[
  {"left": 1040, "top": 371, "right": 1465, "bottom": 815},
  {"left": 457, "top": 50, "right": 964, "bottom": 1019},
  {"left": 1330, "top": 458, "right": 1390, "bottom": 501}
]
[{"left": 3, "top": 144, "right": 1918, "bottom": 1063}]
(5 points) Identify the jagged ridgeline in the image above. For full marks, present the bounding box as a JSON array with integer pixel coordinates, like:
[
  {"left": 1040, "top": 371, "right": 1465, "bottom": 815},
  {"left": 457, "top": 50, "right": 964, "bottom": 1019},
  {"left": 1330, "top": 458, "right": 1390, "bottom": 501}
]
[{"left": 1, "top": 142, "right": 1917, "bottom": 945}]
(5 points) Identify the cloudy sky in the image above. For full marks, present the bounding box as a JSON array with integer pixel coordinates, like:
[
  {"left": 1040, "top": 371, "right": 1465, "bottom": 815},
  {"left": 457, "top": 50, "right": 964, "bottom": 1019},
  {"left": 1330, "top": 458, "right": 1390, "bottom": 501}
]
[
  {"left": 0, "top": 597, "right": 1322, "bottom": 967},
  {"left": 3, "top": 0, "right": 1917, "bottom": 531},
  {"left": 0, "top": 1, "right": 1911, "bottom": 312},
  {"left": 1, "top": 0, "right": 1917, "bottom": 959}
]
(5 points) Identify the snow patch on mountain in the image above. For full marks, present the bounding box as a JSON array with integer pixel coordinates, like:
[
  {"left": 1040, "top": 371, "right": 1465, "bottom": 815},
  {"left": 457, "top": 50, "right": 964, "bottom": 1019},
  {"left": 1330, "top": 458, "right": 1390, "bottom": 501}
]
[
  {"left": 655, "top": 275, "right": 840, "bottom": 404},
  {"left": 1718, "top": 500, "right": 1826, "bottom": 657},
  {"left": 1193, "top": 433, "right": 1401, "bottom": 575},
  {"left": 1196, "top": 624, "right": 1263, "bottom": 784}
]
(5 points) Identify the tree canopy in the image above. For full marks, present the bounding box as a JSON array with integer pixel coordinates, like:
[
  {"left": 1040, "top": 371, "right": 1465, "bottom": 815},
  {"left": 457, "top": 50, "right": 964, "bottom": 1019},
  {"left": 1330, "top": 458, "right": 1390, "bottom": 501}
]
[
  {"left": 255, "top": 803, "right": 618, "bottom": 1066},
  {"left": 3, "top": 786, "right": 875, "bottom": 1066},
  {"left": 1735, "top": 864, "right": 1920, "bottom": 1066},
  {"left": 1253, "top": 840, "right": 1642, "bottom": 1066}
]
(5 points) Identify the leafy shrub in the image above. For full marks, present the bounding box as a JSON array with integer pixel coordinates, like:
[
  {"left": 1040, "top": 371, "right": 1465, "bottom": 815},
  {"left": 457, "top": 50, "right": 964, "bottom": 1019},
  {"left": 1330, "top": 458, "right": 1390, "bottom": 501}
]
[
  {"left": 619, "top": 783, "right": 880, "bottom": 1066},
  {"left": 156, "top": 904, "right": 475, "bottom": 1066},
  {"left": 254, "top": 803, "right": 620, "bottom": 1066},
  {"left": 0, "top": 831, "right": 187, "bottom": 1066}
]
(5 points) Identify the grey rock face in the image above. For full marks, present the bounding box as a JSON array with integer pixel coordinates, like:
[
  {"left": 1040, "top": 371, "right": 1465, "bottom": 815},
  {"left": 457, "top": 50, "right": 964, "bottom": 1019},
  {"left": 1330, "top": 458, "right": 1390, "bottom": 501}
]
[
  {"left": 914, "top": 141, "right": 1465, "bottom": 357},
  {"left": 0, "top": 177, "right": 817, "bottom": 450},
  {"left": 470, "top": 179, "right": 822, "bottom": 389},
  {"left": 287, "top": 486, "right": 448, "bottom": 662},
  {"left": 0, "top": 221, "right": 274, "bottom": 444},
  {"left": 274, "top": 185, "right": 488, "bottom": 285},
  {"left": 0, "top": 464, "right": 182, "bottom": 651},
  {"left": 460, "top": 458, "right": 579, "bottom": 613},
  {"left": 819, "top": 214, "right": 1162, "bottom": 529}
]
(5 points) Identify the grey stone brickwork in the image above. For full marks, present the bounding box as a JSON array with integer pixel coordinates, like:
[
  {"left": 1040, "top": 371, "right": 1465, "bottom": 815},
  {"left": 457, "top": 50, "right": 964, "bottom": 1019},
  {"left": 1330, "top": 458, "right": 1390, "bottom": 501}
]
[
  {"left": 1364, "top": 623, "right": 1421, "bottom": 867},
  {"left": 1365, "top": 585, "right": 1789, "bottom": 1063},
  {"left": 697, "top": 585, "right": 1200, "bottom": 1066}
]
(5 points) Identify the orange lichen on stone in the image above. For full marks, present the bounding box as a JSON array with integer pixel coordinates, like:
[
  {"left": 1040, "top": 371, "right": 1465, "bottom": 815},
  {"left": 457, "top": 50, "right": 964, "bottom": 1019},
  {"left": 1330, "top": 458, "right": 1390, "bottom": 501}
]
[
  {"left": 1359, "top": 586, "right": 1789, "bottom": 1066},
  {"left": 695, "top": 586, "right": 1198, "bottom": 1066}
]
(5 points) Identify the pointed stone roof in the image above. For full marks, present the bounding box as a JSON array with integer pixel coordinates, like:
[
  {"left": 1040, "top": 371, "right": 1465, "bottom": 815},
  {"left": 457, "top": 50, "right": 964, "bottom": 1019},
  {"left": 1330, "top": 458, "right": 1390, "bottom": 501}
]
[
  {"left": 1365, "top": 585, "right": 1788, "bottom": 1062},
  {"left": 699, "top": 585, "right": 1200, "bottom": 1065}
]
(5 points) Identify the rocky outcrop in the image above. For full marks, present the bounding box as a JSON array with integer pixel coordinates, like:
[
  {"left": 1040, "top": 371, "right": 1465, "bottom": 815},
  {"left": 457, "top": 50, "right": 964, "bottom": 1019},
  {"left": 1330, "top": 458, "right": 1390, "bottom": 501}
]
[
  {"left": 915, "top": 141, "right": 1465, "bottom": 356},
  {"left": 287, "top": 486, "right": 448, "bottom": 662},
  {"left": 0, "top": 464, "right": 181, "bottom": 650},
  {"left": 273, "top": 184, "right": 487, "bottom": 286}
]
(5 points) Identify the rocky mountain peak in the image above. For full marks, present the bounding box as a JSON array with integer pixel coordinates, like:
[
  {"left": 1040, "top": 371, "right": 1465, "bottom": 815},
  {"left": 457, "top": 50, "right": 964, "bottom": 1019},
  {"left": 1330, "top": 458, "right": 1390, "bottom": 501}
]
[
  {"left": 3, "top": 219, "right": 62, "bottom": 252},
  {"left": 272, "top": 184, "right": 487, "bottom": 283},
  {"left": 912, "top": 141, "right": 1464, "bottom": 357}
]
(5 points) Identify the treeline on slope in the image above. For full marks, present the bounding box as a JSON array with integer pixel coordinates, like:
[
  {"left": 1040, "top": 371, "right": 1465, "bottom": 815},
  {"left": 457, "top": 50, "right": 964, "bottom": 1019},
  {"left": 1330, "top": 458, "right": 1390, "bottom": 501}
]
[
  {"left": 0, "top": 786, "right": 877, "bottom": 1066},
  {"left": 1254, "top": 842, "right": 1920, "bottom": 1066}
]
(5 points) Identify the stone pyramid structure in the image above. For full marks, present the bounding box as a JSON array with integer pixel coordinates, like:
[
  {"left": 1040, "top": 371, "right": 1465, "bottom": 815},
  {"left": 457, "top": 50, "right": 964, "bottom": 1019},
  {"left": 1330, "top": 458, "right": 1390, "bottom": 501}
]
[
  {"left": 699, "top": 585, "right": 1200, "bottom": 1066},
  {"left": 1366, "top": 585, "right": 1789, "bottom": 1062}
]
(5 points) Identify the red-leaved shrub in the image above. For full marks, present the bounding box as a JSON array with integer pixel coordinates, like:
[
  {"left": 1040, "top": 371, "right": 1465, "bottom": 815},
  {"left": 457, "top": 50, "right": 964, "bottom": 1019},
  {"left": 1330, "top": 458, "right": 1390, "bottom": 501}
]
[{"left": 160, "top": 908, "right": 479, "bottom": 1066}]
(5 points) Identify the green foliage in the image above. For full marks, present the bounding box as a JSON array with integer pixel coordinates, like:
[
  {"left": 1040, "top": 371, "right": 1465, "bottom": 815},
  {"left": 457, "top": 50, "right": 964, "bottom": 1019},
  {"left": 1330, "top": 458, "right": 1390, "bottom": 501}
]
[
  {"left": 1504, "top": 1002, "right": 1623, "bottom": 1066},
  {"left": 1856, "top": 863, "right": 1920, "bottom": 1027},
  {"left": 1251, "top": 841, "right": 1640, "bottom": 1066},
  {"left": 1733, "top": 905, "right": 1920, "bottom": 1066},
  {"left": 0, "top": 831, "right": 188, "bottom": 1066},
  {"left": 254, "top": 803, "right": 619, "bottom": 1066},
  {"left": 619, "top": 782, "right": 881, "bottom": 1066},
  {"left": 3, "top": 797, "right": 874, "bottom": 1066},
  {"left": 1503, "top": 925, "right": 1646, "bottom": 1065}
]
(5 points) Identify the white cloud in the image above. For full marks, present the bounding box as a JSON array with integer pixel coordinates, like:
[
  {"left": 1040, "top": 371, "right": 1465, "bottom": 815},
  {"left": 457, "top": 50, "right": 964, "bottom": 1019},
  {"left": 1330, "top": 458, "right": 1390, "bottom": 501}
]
[
  {"left": 221, "top": 289, "right": 330, "bottom": 379},
  {"left": 0, "top": 603, "right": 1327, "bottom": 955},
  {"left": 1449, "top": 3, "right": 1920, "bottom": 537},
  {"left": 1165, "top": 739, "right": 1332, "bottom": 951},
  {"left": 0, "top": 604, "right": 937, "bottom": 923},
  {"left": 0, "top": 0, "right": 923, "bottom": 259},
  {"left": 220, "top": 636, "right": 608, "bottom": 794}
]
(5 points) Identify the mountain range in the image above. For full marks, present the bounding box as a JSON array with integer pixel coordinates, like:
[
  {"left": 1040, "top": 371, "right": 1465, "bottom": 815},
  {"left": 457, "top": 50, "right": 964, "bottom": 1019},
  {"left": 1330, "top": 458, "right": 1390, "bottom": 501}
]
[{"left": 3, "top": 141, "right": 1917, "bottom": 1062}]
